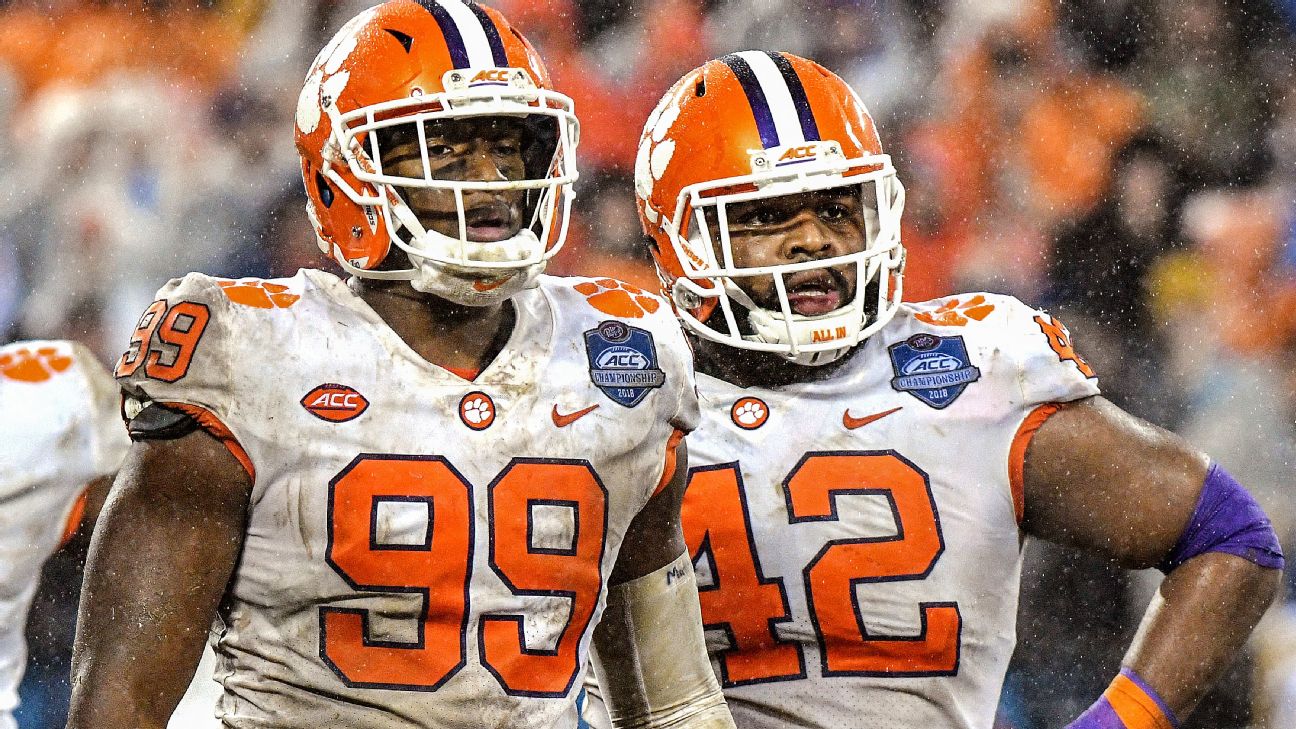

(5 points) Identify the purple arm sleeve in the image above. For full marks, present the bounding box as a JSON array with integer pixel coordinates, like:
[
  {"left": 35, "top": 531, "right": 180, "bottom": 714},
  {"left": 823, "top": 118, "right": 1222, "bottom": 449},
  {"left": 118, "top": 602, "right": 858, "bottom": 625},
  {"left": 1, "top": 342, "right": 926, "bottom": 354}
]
[{"left": 1158, "top": 463, "right": 1285, "bottom": 573}]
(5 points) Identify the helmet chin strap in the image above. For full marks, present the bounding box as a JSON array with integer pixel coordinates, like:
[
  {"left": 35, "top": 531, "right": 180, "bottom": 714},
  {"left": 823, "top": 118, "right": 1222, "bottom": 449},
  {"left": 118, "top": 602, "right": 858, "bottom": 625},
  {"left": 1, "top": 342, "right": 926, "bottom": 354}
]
[
  {"left": 386, "top": 193, "right": 546, "bottom": 307},
  {"left": 723, "top": 280, "right": 864, "bottom": 367},
  {"left": 407, "top": 254, "right": 544, "bottom": 306},
  {"left": 745, "top": 306, "right": 862, "bottom": 366}
]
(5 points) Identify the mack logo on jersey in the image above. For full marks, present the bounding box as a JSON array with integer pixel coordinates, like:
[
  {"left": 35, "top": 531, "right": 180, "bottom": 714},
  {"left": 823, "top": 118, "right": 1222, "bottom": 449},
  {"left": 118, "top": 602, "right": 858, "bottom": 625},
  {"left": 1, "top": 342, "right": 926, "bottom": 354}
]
[
  {"left": 888, "top": 334, "right": 981, "bottom": 409},
  {"left": 301, "top": 384, "right": 369, "bottom": 422},
  {"left": 584, "top": 321, "right": 665, "bottom": 408}
]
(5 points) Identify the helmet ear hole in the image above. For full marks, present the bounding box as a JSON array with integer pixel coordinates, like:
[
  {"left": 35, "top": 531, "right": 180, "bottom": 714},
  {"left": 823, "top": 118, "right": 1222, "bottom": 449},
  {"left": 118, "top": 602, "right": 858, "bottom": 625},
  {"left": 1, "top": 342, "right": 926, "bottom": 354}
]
[{"left": 315, "top": 171, "right": 335, "bottom": 208}]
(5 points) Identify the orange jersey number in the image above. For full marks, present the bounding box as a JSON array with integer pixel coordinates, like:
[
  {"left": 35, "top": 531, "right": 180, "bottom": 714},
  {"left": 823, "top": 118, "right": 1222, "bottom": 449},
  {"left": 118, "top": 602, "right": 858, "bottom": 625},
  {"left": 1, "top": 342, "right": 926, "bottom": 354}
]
[
  {"left": 786, "top": 451, "right": 960, "bottom": 676},
  {"left": 682, "top": 451, "right": 960, "bottom": 685},
  {"left": 115, "top": 299, "right": 210, "bottom": 382},
  {"left": 682, "top": 463, "right": 804, "bottom": 686},
  {"left": 481, "top": 459, "right": 607, "bottom": 696},
  {"left": 322, "top": 455, "right": 606, "bottom": 696}
]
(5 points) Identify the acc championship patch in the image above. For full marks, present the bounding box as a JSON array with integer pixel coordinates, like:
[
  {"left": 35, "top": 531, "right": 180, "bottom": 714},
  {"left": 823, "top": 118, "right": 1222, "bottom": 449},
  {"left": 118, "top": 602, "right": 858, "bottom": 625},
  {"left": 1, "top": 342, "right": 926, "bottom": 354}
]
[
  {"left": 584, "top": 321, "right": 665, "bottom": 408},
  {"left": 888, "top": 333, "right": 981, "bottom": 409}
]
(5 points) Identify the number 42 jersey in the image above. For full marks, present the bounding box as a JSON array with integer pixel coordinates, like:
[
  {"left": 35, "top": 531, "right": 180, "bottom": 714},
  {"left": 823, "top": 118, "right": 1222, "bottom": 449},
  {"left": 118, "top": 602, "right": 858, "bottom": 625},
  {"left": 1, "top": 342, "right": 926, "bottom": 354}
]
[
  {"left": 114, "top": 270, "right": 698, "bottom": 729},
  {"left": 683, "top": 294, "right": 1099, "bottom": 729}
]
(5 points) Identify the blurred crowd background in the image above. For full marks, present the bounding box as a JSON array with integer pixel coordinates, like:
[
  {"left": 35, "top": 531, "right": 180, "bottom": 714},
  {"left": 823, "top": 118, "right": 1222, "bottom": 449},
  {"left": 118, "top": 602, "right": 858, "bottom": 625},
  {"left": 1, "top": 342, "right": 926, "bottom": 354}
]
[{"left": 2, "top": 0, "right": 1296, "bottom": 727}]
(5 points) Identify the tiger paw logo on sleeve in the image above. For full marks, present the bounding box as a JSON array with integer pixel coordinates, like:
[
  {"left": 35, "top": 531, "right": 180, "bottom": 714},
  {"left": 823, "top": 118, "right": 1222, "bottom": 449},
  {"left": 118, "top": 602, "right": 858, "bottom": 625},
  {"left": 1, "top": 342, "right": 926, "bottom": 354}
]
[
  {"left": 888, "top": 333, "right": 981, "bottom": 409},
  {"left": 583, "top": 321, "right": 665, "bottom": 408},
  {"left": 913, "top": 295, "right": 996, "bottom": 327},
  {"left": 0, "top": 346, "right": 73, "bottom": 382},
  {"left": 217, "top": 279, "right": 302, "bottom": 309},
  {"left": 575, "top": 279, "right": 661, "bottom": 319}
]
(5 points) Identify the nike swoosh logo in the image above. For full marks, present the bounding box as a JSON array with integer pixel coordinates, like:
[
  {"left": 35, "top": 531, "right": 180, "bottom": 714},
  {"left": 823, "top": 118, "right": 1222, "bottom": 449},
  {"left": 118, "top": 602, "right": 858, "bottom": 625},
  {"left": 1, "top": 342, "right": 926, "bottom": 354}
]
[
  {"left": 552, "top": 404, "right": 599, "bottom": 427},
  {"left": 843, "top": 406, "right": 902, "bottom": 430}
]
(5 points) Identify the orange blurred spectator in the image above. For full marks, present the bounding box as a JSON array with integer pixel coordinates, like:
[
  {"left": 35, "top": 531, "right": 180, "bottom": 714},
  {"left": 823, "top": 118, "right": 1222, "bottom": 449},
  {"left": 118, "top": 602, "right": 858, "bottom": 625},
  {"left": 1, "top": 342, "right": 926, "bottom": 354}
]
[
  {"left": 1185, "top": 189, "right": 1296, "bottom": 354},
  {"left": 932, "top": 0, "right": 1144, "bottom": 231},
  {"left": 0, "top": 0, "right": 243, "bottom": 101}
]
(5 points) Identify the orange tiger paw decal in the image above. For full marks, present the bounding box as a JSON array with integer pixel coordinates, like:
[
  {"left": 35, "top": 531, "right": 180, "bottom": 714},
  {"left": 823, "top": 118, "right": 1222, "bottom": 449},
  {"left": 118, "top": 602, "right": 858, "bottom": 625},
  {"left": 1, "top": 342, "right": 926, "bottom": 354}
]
[
  {"left": 575, "top": 278, "right": 661, "bottom": 319},
  {"left": 914, "top": 295, "right": 995, "bottom": 327},
  {"left": 0, "top": 346, "right": 73, "bottom": 382},
  {"left": 217, "top": 279, "right": 301, "bottom": 309}
]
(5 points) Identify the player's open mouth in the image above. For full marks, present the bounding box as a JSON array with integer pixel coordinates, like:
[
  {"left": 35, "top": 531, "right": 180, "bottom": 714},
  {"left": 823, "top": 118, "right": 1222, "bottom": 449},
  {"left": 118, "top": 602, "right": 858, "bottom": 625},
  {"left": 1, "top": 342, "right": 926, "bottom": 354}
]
[
  {"left": 785, "top": 269, "right": 847, "bottom": 316},
  {"left": 464, "top": 203, "right": 518, "bottom": 242}
]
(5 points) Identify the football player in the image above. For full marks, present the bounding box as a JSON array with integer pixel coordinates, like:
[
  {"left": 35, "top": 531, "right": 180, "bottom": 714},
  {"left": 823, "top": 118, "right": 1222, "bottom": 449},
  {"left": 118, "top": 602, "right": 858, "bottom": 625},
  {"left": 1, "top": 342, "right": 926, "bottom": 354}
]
[
  {"left": 586, "top": 52, "right": 1282, "bottom": 729},
  {"left": 65, "top": 3, "right": 732, "bottom": 728},
  {"left": 0, "top": 341, "right": 127, "bottom": 729}
]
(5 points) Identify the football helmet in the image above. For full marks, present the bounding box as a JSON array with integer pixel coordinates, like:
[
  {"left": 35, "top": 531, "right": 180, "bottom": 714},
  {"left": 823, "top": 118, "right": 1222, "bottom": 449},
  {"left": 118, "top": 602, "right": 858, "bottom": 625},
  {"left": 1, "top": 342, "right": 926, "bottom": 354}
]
[
  {"left": 636, "top": 52, "right": 905, "bottom": 365},
  {"left": 295, "top": 0, "right": 579, "bottom": 305}
]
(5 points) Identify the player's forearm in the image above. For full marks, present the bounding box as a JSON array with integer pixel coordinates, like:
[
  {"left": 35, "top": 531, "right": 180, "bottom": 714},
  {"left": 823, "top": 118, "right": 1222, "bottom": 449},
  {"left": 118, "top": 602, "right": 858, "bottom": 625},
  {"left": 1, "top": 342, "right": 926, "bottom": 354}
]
[
  {"left": 65, "top": 689, "right": 171, "bottom": 729},
  {"left": 1121, "top": 552, "right": 1279, "bottom": 718},
  {"left": 592, "top": 552, "right": 736, "bottom": 729}
]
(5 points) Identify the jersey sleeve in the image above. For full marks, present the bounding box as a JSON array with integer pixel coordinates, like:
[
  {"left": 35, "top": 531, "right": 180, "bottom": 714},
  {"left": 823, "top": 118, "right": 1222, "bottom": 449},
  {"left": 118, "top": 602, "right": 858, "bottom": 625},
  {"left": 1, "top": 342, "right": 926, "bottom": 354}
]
[
  {"left": 70, "top": 342, "right": 131, "bottom": 478},
  {"left": 656, "top": 314, "right": 701, "bottom": 435},
  {"left": 113, "top": 273, "right": 254, "bottom": 475},
  {"left": 986, "top": 294, "right": 1101, "bottom": 408}
]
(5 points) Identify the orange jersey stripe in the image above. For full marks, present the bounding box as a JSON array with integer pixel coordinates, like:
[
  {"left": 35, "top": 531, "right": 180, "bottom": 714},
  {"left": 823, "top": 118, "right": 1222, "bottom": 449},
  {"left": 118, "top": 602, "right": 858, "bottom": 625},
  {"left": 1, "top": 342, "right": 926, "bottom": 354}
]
[
  {"left": 1008, "top": 403, "right": 1064, "bottom": 524},
  {"left": 162, "top": 402, "right": 256, "bottom": 481},
  {"left": 1104, "top": 674, "right": 1176, "bottom": 729},
  {"left": 444, "top": 366, "right": 482, "bottom": 381},
  {"left": 652, "top": 429, "right": 686, "bottom": 499},
  {"left": 59, "top": 489, "right": 89, "bottom": 548}
]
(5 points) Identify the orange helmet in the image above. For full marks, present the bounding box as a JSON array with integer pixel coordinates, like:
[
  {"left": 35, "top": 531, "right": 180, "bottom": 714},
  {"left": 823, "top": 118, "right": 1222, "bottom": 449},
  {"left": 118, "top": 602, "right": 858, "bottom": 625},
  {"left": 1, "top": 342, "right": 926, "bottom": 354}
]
[
  {"left": 295, "top": 0, "right": 579, "bottom": 304},
  {"left": 636, "top": 52, "right": 905, "bottom": 365}
]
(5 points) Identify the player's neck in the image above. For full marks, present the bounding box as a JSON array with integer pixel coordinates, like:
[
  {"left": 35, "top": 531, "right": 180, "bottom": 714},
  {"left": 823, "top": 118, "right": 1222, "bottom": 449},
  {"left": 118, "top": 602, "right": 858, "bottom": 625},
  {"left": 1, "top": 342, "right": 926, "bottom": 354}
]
[
  {"left": 350, "top": 278, "right": 515, "bottom": 375},
  {"left": 692, "top": 337, "right": 855, "bottom": 389}
]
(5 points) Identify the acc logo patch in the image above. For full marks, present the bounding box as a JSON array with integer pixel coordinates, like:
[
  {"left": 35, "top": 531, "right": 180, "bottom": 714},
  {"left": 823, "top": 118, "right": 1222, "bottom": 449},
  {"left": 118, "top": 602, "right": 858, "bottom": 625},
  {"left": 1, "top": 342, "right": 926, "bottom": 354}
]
[
  {"left": 584, "top": 321, "right": 665, "bottom": 408},
  {"left": 888, "top": 333, "right": 981, "bottom": 409},
  {"left": 301, "top": 383, "right": 369, "bottom": 422},
  {"left": 459, "top": 391, "right": 496, "bottom": 430}
]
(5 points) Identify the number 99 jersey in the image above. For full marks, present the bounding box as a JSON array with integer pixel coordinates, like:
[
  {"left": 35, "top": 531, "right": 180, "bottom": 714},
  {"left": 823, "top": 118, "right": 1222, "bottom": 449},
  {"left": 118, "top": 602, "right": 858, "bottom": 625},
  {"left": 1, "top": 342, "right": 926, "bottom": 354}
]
[
  {"left": 681, "top": 294, "right": 1099, "bottom": 729},
  {"left": 114, "top": 270, "right": 699, "bottom": 729}
]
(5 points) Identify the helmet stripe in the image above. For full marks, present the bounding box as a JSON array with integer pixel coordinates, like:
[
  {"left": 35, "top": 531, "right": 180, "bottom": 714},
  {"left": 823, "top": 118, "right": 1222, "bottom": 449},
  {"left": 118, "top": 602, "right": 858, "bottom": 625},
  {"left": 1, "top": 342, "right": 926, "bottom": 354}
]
[
  {"left": 735, "top": 50, "right": 812, "bottom": 146},
  {"left": 719, "top": 53, "right": 781, "bottom": 149},
  {"left": 766, "top": 52, "right": 820, "bottom": 142},
  {"left": 416, "top": 0, "right": 497, "bottom": 69},
  {"left": 417, "top": 0, "right": 470, "bottom": 67},
  {"left": 465, "top": 2, "right": 510, "bottom": 67}
]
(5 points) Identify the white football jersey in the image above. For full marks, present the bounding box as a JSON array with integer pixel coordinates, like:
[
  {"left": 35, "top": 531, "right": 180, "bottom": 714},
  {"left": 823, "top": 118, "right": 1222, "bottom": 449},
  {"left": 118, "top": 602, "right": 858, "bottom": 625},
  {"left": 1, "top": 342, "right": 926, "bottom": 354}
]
[
  {"left": 686, "top": 294, "right": 1098, "bottom": 728},
  {"left": 115, "top": 270, "right": 698, "bottom": 729},
  {"left": 0, "top": 340, "right": 128, "bottom": 729},
  {"left": 583, "top": 293, "right": 1101, "bottom": 729}
]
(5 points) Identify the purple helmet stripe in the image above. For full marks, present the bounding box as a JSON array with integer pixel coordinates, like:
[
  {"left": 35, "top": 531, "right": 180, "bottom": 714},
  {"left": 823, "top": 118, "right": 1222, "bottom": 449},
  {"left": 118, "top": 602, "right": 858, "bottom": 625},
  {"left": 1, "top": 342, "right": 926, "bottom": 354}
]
[
  {"left": 465, "top": 2, "right": 509, "bottom": 67},
  {"left": 720, "top": 54, "right": 780, "bottom": 149},
  {"left": 767, "top": 52, "right": 820, "bottom": 142},
  {"left": 417, "top": 0, "right": 471, "bottom": 68}
]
